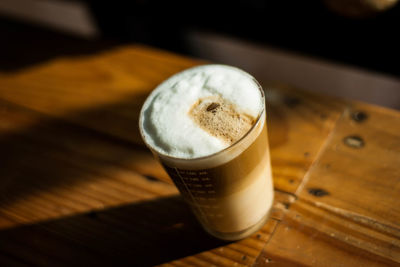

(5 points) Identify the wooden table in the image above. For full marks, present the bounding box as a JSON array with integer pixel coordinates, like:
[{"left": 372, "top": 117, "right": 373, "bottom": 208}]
[{"left": 0, "top": 45, "right": 399, "bottom": 266}]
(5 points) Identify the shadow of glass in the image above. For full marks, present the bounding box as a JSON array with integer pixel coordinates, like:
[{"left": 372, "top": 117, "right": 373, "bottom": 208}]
[{"left": 0, "top": 195, "right": 228, "bottom": 266}]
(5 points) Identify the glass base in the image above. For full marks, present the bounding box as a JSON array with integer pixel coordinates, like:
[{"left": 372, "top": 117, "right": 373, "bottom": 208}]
[{"left": 202, "top": 210, "right": 271, "bottom": 241}]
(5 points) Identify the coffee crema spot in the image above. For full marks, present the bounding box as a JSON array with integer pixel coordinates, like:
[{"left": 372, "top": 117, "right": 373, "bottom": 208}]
[
  {"left": 189, "top": 96, "right": 255, "bottom": 145},
  {"left": 207, "top": 102, "right": 220, "bottom": 112}
]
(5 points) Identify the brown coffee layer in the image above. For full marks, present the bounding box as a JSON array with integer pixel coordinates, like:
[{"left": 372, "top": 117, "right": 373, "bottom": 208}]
[{"left": 189, "top": 96, "right": 255, "bottom": 144}]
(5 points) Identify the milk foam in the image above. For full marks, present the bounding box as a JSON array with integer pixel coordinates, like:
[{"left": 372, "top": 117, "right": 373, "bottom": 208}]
[{"left": 140, "top": 65, "right": 263, "bottom": 158}]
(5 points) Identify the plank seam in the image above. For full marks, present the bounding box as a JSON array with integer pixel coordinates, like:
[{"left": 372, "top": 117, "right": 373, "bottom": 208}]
[{"left": 294, "top": 107, "right": 348, "bottom": 198}]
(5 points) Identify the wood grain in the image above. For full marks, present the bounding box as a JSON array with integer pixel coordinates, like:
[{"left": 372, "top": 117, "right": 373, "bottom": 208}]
[
  {"left": 256, "top": 199, "right": 398, "bottom": 266},
  {"left": 0, "top": 45, "right": 399, "bottom": 266},
  {"left": 297, "top": 102, "right": 400, "bottom": 228},
  {"left": 255, "top": 102, "right": 400, "bottom": 266},
  {"left": 264, "top": 82, "right": 346, "bottom": 194},
  {"left": 0, "top": 45, "right": 200, "bottom": 145},
  {"left": 161, "top": 192, "right": 294, "bottom": 267}
]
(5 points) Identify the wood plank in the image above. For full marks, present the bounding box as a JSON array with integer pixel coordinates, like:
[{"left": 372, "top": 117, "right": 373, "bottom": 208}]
[
  {"left": 255, "top": 199, "right": 398, "bottom": 266},
  {"left": 162, "top": 191, "right": 293, "bottom": 267},
  {"left": 0, "top": 45, "right": 200, "bottom": 145},
  {"left": 297, "top": 102, "right": 400, "bottom": 229},
  {"left": 0, "top": 99, "right": 176, "bottom": 228},
  {"left": 0, "top": 190, "right": 290, "bottom": 267},
  {"left": 265, "top": 82, "right": 346, "bottom": 193},
  {"left": 255, "top": 102, "right": 400, "bottom": 266}
]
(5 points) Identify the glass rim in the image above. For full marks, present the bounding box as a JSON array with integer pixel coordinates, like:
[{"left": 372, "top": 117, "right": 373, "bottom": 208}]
[{"left": 139, "top": 65, "right": 266, "bottom": 162}]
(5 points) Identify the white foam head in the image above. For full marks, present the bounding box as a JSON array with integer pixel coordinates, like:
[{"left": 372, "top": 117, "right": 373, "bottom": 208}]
[{"left": 139, "top": 64, "right": 263, "bottom": 159}]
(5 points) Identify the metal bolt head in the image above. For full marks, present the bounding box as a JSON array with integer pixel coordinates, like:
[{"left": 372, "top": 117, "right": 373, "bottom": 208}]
[
  {"left": 343, "top": 135, "right": 365, "bottom": 148},
  {"left": 351, "top": 111, "right": 368, "bottom": 123},
  {"left": 308, "top": 188, "right": 330, "bottom": 197}
]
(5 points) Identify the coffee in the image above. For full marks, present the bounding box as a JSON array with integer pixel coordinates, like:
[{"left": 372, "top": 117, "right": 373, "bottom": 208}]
[
  {"left": 139, "top": 65, "right": 274, "bottom": 240},
  {"left": 189, "top": 95, "right": 255, "bottom": 145}
]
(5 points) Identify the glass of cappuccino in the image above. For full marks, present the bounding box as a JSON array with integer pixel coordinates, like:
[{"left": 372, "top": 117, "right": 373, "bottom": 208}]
[{"left": 139, "top": 65, "right": 274, "bottom": 240}]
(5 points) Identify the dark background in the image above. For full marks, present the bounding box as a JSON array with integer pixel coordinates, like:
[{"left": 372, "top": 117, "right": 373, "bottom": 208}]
[
  {"left": 0, "top": 0, "right": 399, "bottom": 77},
  {"left": 91, "top": 1, "right": 400, "bottom": 77}
]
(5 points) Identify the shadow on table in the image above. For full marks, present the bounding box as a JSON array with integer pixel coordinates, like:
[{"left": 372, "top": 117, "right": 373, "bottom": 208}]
[
  {"left": 0, "top": 92, "right": 154, "bottom": 207},
  {"left": 0, "top": 195, "right": 228, "bottom": 266}
]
